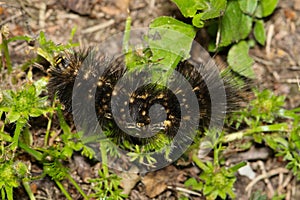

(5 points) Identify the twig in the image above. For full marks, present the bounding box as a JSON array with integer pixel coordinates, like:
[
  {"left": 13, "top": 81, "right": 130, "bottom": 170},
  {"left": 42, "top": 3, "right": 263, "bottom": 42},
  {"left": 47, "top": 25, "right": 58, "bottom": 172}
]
[
  {"left": 245, "top": 167, "right": 289, "bottom": 194},
  {"left": 266, "top": 24, "right": 274, "bottom": 58},
  {"left": 251, "top": 55, "right": 274, "bottom": 66},
  {"left": 283, "top": 78, "right": 300, "bottom": 84},
  {"left": 167, "top": 185, "right": 202, "bottom": 197},
  {"left": 280, "top": 173, "right": 293, "bottom": 191},
  {"left": 81, "top": 19, "right": 115, "bottom": 34},
  {"left": 258, "top": 160, "right": 274, "bottom": 198},
  {"left": 38, "top": 2, "right": 46, "bottom": 30},
  {"left": 16, "top": 0, "right": 38, "bottom": 20},
  {"left": 0, "top": 12, "right": 23, "bottom": 26},
  {"left": 149, "top": 0, "right": 156, "bottom": 10}
]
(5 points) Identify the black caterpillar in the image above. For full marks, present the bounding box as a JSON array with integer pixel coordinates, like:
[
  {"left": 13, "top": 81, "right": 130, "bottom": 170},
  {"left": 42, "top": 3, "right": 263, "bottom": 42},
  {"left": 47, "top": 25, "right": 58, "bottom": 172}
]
[{"left": 47, "top": 49, "right": 249, "bottom": 153}]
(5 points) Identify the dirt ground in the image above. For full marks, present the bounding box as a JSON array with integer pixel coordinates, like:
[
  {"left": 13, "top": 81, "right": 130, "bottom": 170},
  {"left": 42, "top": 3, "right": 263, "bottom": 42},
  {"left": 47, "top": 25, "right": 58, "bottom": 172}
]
[{"left": 1, "top": 0, "right": 300, "bottom": 199}]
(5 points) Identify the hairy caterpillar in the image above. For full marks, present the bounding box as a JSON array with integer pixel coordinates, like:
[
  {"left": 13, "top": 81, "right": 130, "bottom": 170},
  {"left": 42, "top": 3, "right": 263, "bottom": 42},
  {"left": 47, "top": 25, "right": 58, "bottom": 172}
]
[{"left": 47, "top": 49, "right": 249, "bottom": 160}]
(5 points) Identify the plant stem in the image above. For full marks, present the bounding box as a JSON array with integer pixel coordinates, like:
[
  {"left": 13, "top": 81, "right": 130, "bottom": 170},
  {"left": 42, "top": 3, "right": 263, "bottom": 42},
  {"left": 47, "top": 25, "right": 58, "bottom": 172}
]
[
  {"left": 11, "top": 120, "right": 25, "bottom": 150},
  {"left": 192, "top": 153, "right": 209, "bottom": 172},
  {"left": 223, "top": 123, "right": 289, "bottom": 143},
  {"left": 5, "top": 185, "right": 13, "bottom": 200},
  {"left": 1, "top": 35, "right": 12, "bottom": 73},
  {"left": 123, "top": 15, "right": 131, "bottom": 55},
  {"left": 44, "top": 102, "right": 55, "bottom": 147},
  {"left": 213, "top": 144, "right": 220, "bottom": 167},
  {"left": 123, "top": 15, "right": 132, "bottom": 68},
  {"left": 18, "top": 141, "right": 43, "bottom": 161},
  {"left": 66, "top": 174, "right": 89, "bottom": 200},
  {"left": 100, "top": 141, "right": 109, "bottom": 177},
  {"left": 55, "top": 180, "right": 73, "bottom": 200},
  {"left": 22, "top": 180, "right": 36, "bottom": 200}
]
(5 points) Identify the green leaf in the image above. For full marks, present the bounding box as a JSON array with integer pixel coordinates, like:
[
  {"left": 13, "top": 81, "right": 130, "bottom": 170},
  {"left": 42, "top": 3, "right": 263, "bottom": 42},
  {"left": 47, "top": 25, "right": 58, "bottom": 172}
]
[
  {"left": 254, "top": 20, "right": 266, "bottom": 45},
  {"left": 219, "top": 1, "right": 252, "bottom": 47},
  {"left": 6, "top": 111, "right": 21, "bottom": 123},
  {"left": 7, "top": 35, "right": 32, "bottom": 43},
  {"left": 149, "top": 17, "right": 197, "bottom": 82},
  {"left": 227, "top": 41, "right": 255, "bottom": 78},
  {"left": 62, "top": 146, "right": 73, "bottom": 158},
  {"left": 0, "top": 131, "right": 13, "bottom": 142},
  {"left": 192, "top": 13, "right": 205, "bottom": 28},
  {"left": 238, "top": 0, "right": 258, "bottom": 15},
  {"left": 229, "top": 161, "right": 246, "bottom": 172},
  {"left": 149, "top": 17, "right": 197, "bottom": 60},
  {"left": 171, "top": 0, "right": 208, "bottom": 18},
  {"left": 73, "top": 143, "right": 83, "bottom": 151},
  {"left": 34, "top": 77, "right": 48, "bottom": 96},
  {"left": 29, "top": 108, "right": 44, "bottom": 117},
  {"left": 200, "top": 0, "right": 227, "bottom": 20},
  {"left": 255, "top": 0, "right": 278, "bottom": 18},
  {"left": 192, "top": 0, "right": 226, "bottom": 28}
]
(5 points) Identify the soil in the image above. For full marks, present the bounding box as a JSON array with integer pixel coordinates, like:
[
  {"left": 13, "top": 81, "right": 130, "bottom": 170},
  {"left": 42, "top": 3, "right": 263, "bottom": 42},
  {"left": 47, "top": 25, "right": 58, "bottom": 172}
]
[{"left": 1, "top": 0, "right": 300, "bottom": 199}]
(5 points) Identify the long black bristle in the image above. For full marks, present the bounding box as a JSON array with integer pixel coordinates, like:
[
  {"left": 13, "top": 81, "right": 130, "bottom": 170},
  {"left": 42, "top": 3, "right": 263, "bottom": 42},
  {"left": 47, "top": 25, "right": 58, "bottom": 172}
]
[{"left": 47, "top": 49, "right": 250, "bottom": 150}]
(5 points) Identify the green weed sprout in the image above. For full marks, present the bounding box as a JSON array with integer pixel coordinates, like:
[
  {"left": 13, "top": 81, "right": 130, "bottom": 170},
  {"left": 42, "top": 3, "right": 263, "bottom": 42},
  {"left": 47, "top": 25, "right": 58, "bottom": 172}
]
[{"left": 185, "top": 130, "right": 246, "bottom": 200}]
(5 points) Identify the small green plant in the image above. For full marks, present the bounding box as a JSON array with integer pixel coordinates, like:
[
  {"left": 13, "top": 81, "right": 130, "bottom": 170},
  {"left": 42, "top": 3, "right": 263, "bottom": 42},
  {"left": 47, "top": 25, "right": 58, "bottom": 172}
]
[
  {"left": 0, "top": 24, "right": 32, "bottom": 73},
  {"left": 89, "top": 168, "right": 127, "bottom": 200},
  {"left": 0, "top": 78, "right": 49, "bottom": 199},
  {"left": 226, "top": 89, "right": 300, "bottom": 179},
  {"left": 37, "top": 29, "right": 78, "bottom": 66},
  {"left": 0, "top": 78, "right": 50, "bottom": 150},
  {"left": 228, "top": 89, "right": 287, "bottom": 129},
  {"left": 19, "top": 105, "right": 92, "bottom": 200},
  {"left": 0, "top": 26, "right": 92, "bottom": 199},
  {"left": 185, "top": 130, "right": 246, "bottom": 200},
  {"left": 0, "top": 160, "right": 30, "bottom": 200}
]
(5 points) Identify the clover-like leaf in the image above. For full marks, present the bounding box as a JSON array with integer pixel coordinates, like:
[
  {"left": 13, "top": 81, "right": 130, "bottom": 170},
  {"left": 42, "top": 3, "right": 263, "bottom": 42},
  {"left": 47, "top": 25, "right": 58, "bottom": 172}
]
[
  {"left": 255, "top": 0, "right": 278, "bottom": 18},
  {"left": 219, "top": 1, "right": 252, "bottom": 47},
  {"left": 227, "top": 41, "right": 255, "bottom": 78},
  {"left": 254, "top": 20, "right": 266, "bottom": 45},
  {"left": 171, "top": 0, "right": 208, "bottom": 18},
  {"left": 238, "top": 0, "right": 258, "bottom": 15}
]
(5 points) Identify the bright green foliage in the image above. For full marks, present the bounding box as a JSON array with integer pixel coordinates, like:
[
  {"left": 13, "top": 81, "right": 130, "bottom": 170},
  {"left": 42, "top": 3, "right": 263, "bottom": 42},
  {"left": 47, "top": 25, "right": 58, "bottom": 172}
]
[
  {"left": 89, "top": 169, "right": 127, "bottom": 200},
  {"left": 149, "top": 17, "right": 197, "bottom": 72},
  {"left": 219, "top": 1, "right": 253, "bottom": 47},
  {"left": 171, "top": 0, "right": 226, "bottom": 27},
  {"left": 238, "top": 0, "right": 258, "bottom": 15},
  {"left": 0, "top": 79, "right": 49, "bottom": 124},
  {"left": 264, "top": 120, "right": 300, "bottom": 180},
  {"left": 18, "top": 105, "right": 93, "bottom": 199},
  {"left": 227, "top": 40, "right": 255, "bottom": 78},
  {"left": 185, "top": 130, "right": 246, "bottom": 200},
  {"left": 249, "top": 90, "right": 285, "bottom": 124},
  {"left": 37, "top": 30, "right": 79, "bottom": 66},
  {"left": 229, "top": 89, "right": 286, "bottom": 128},
  {"left": 0, "top": 79, "right": 51, "bottom": 149},
  {"left": 255, "top": 0, "right": 278, "bottom": 18},
  {"left": 127, "top": 145, "right": 157, "bottom": 167},
  {"left": 227, "top": 89, "right": 300, "bottom": 180},
  {"left": 0, "top": 161, "right": 29, "bottom": 200},
  {"left": 43, "top": 160, "right": 68, "bottom": 181},
  {"left": 254, "top": 20, "right": 266, "bottom": 45},
  {"left": 0, "top": 27, "right": 92, "bottom": 200},
  {"left": 168, "top": 0, "right": 278, "bottom": 78}
]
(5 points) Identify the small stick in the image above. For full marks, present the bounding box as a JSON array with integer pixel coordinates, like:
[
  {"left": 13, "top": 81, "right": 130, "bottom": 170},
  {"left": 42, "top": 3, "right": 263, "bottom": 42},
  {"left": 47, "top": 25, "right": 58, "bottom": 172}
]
[
  {"left": 167, "top": 185, "right": 202, "bottom": 197},
  {"left": 81, "top": 19, "right": 115, "bottom": 34},
  {"left": 266, "top": 24, "right": 274, "bottom": 58},
  {"left": 258, "top": 160, "right": 275, "bottom": 197},
  {"left": 245, "top": 167, "right": 289, "bottom": 193}
]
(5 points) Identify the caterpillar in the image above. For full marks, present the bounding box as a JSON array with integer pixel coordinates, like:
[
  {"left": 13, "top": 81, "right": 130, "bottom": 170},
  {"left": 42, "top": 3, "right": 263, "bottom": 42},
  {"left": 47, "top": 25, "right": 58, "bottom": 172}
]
[{"left": 47, "top": 48, "right": 249, "bottom": 167}]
